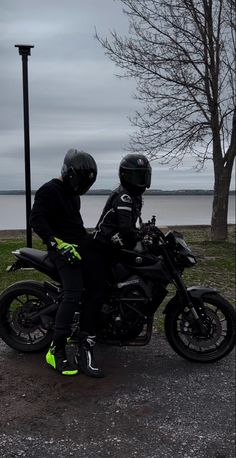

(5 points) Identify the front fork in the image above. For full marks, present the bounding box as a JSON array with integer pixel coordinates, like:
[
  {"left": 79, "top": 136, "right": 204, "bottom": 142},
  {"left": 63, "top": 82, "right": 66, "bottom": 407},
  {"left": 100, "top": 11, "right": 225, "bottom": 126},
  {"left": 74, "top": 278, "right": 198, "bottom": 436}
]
[
  {"left": 160, "top": 244, "right": 212, "bottom": 335},
  {"left": 183, "top": 302, "right": 210, "bottom": 336},
  {"left": 173, "top": 276, "right": 214, "bottom": 335}
]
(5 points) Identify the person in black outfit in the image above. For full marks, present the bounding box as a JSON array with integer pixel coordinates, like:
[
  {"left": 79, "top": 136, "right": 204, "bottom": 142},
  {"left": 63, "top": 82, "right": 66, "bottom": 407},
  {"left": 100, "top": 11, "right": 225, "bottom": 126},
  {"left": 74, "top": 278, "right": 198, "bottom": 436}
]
[
  {"left": 30, "top": 148, "right": 104, "bottom": 377},
  {"left": 82, "top": 154, "right": 152, "bottom": 347}
]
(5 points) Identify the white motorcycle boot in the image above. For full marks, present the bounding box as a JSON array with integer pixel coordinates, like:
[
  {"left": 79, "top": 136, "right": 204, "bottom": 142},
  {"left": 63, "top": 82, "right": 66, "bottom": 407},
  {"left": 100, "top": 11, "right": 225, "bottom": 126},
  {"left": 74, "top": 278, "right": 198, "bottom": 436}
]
[{"left": 77, "top": 332, "right": 104, "bottom": 378}]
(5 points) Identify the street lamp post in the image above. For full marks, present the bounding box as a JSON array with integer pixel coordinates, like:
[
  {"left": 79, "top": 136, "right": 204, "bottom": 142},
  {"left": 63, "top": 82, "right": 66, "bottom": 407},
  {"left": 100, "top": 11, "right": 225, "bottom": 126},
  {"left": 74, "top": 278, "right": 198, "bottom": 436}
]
[{"left": 15, "top": 44, "right": 34, "bottom": 248}]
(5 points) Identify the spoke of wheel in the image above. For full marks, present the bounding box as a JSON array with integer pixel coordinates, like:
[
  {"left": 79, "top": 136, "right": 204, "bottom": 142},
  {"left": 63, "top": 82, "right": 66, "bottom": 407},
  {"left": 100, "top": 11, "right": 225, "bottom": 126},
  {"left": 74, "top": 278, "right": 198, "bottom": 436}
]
[
  {"left": 214, "top": 308, "right": 226, "bottom": 321},
  {"left": 27, "top": 333, "right": 34, "bottom": 343},
  {"left": 38, "top": 327, "right": 47, "bottom": 336},
  {"left": 178, "top": 332, "right": 192, "bottom": 347},
  {"left": 15, "top": 297, "right": 26, "bottom": 306}
]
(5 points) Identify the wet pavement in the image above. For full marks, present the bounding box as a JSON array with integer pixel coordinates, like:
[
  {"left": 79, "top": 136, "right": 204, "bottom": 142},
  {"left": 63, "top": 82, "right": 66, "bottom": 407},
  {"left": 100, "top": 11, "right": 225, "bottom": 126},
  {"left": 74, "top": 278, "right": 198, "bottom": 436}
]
[{"left": 0, "top": 334, "right": 235, "bottom": 458}]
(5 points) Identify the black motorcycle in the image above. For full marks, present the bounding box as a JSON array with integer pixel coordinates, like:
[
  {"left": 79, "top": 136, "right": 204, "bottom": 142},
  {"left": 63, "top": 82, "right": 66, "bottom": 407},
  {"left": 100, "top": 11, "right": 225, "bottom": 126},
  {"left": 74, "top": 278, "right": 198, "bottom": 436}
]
[{"left": 0, "top": 216, "right": 235, "bottom": 363}]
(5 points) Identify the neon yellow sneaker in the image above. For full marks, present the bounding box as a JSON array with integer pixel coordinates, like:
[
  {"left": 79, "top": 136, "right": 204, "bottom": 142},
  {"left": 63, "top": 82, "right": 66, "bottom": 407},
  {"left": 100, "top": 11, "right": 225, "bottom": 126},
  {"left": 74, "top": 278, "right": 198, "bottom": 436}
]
[{"left": 46, "top": 344, "right": 78, "bottom": 376}]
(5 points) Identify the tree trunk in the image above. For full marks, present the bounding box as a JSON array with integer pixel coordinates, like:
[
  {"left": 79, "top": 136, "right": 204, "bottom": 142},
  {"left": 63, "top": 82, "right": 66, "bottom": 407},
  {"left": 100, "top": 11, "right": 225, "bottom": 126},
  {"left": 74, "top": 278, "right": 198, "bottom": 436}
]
[
  {"left": 210, "top": 171, "right": 231, "bottom": 240},
  {"left": 210, "top": 108, "right": 236, "bottom": 241}
]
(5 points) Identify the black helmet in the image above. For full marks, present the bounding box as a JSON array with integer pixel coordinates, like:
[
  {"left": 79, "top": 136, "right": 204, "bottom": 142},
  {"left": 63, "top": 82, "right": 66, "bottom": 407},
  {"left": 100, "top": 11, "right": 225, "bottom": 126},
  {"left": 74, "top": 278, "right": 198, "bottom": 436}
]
[
  {"left": 119, "top": 153, "right": 151, "bottom": 194},
  {"left": 61, "top": 149, "right": 97, "bottom": 195}
]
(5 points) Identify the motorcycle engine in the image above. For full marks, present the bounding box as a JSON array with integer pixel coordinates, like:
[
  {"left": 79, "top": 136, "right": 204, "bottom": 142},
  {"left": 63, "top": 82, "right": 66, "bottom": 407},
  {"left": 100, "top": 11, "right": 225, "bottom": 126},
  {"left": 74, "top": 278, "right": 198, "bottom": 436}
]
[{"left": 98, "top": 279, "right": 149, "bottom": 342}]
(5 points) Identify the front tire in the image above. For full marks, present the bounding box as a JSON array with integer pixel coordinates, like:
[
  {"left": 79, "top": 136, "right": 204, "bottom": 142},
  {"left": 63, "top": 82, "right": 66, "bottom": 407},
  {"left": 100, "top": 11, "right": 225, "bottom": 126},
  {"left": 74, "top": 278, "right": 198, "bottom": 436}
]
[
  {"left": 164, "top": 293, "right": 236, "bottom": 363},
  {"left": 0, "top": 281, "right": 54, "bottom": 352}
]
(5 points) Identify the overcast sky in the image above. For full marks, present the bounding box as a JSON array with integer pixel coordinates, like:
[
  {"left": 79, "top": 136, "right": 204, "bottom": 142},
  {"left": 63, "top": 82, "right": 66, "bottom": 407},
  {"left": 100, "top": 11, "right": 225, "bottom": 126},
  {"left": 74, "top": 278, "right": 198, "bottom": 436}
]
[{"left": 1, "top": 0, "right": 235, "bottom": 191}]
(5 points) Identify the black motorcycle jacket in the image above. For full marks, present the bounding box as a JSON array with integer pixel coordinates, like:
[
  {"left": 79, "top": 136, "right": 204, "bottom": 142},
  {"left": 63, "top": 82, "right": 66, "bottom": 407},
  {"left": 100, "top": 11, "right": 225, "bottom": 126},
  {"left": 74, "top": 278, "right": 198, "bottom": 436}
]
[
  {"left": 93, "top": 185, "right": 142, "bottom": 248},
  {"left": 30, "top": 178, "right": 87, "bottom": 245}
]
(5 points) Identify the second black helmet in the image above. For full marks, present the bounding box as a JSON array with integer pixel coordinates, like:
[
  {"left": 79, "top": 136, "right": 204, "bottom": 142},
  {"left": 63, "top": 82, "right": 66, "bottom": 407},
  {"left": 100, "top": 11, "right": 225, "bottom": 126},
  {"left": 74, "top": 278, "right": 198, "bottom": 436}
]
[
  {"left": 61, "top": 149, "right": 97, "bottom": 195},
  {"left": 119, "top": 153, "right": 151, "bottom": 194}
]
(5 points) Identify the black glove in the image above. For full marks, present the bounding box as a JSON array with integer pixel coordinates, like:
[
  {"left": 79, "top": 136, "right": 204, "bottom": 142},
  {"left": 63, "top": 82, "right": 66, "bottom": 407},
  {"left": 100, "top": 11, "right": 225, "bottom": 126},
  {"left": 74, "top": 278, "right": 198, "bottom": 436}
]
[{"left": 111, "top": 232, "right": 124, "bottom": 247}]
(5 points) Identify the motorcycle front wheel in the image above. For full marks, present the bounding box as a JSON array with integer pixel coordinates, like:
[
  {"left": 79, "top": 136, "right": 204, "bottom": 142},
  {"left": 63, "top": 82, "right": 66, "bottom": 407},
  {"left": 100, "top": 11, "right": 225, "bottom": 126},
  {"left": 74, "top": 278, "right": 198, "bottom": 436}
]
[
  {"left": 164, "top": 293, "right": 236, "bottom": 363},
  {"left": 0, "top": 281, "right": 54, "bottom": 352}
]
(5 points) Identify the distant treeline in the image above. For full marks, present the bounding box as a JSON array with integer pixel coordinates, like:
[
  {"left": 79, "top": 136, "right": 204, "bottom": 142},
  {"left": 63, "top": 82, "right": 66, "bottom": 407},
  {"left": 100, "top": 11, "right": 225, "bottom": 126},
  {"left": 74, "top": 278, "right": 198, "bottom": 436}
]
[{"left": 0, "top": 189, "right": 235, "bottom": 196}]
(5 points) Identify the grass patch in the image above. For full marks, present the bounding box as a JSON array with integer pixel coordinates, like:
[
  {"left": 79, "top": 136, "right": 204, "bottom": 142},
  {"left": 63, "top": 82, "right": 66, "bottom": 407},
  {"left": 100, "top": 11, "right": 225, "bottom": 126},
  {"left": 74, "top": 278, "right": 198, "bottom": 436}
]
[
  {"left": 0, "top": 226, "right": 235, "bottom": 335},
  {"left": 0, "top": 237, "right": 48, "bottom": 291}
]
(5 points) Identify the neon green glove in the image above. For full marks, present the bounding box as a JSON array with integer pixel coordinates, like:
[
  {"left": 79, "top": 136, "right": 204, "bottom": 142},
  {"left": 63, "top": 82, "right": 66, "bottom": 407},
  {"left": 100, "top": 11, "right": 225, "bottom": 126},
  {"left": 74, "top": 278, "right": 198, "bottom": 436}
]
[{"left": 49, "top": 237, "right": 81, "bottom": 264}]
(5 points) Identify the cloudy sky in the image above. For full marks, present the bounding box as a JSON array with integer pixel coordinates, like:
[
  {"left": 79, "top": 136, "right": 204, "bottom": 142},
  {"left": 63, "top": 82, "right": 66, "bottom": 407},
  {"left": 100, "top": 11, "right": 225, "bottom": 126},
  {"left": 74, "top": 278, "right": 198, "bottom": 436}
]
[{"left": 1, "top": 0, "right": 235, "bottom": 191}]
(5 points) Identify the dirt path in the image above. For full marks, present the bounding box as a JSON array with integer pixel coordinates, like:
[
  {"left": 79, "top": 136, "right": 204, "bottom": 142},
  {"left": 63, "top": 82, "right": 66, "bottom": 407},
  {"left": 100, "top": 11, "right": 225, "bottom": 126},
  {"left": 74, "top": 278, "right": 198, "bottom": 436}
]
[{"left": 0, "top": 335, "right": 235, "bottom": 458}]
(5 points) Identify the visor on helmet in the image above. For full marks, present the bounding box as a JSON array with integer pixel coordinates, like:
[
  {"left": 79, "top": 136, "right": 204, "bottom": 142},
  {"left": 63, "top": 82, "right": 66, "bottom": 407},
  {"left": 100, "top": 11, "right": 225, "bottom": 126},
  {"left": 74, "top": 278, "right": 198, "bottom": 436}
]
[
  {"left": 67, "top": 167, "right": 97, "bottom": 195},
  {"left": 120, "top": 167, "right": 151, "bottom": 189}
]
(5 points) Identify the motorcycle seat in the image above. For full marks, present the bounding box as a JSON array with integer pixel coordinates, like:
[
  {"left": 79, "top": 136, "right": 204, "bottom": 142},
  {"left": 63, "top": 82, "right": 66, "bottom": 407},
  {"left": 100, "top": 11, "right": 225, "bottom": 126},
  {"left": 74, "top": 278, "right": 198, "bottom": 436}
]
[{"left": 17, "top": 248, "right": 54, "bottom": 270}]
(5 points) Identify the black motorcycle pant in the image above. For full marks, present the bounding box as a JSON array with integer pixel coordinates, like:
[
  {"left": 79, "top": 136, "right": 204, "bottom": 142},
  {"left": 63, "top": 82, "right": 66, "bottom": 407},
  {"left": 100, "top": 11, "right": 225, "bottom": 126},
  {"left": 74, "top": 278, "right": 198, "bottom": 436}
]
[{"left": 48, "top": 250, "right": 84, "bottom": 345}]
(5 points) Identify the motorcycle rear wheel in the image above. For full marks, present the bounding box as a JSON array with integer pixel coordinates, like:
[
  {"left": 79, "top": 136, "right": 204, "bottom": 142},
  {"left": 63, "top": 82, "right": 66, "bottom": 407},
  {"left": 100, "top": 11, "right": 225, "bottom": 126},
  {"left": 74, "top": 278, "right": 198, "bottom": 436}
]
[
  {"left": 164, "top": 293, "right": 236, "bottom": 363},
  {"left": 0, "top": 281, "right": 53, "bottom": 352}
]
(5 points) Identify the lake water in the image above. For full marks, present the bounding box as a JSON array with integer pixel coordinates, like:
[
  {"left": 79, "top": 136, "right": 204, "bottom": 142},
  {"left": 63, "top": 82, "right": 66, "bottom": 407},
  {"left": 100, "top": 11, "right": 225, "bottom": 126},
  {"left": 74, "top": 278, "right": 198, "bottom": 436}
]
[{"left": 0, "top": 194, "right": 235, "bottom": 230}]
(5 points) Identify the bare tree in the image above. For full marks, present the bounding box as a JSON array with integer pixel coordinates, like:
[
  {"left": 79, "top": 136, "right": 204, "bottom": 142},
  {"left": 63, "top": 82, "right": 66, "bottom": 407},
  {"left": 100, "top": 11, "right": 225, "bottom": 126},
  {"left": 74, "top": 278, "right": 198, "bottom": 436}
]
[{"left": 97, "top": 0, "right": 236, "bottom": 240}]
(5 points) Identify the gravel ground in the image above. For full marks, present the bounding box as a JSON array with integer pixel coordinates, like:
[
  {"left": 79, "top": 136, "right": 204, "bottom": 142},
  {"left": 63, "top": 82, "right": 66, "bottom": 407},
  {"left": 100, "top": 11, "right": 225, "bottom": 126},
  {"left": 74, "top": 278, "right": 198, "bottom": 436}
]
[{"left": 0, "top": 334, "right": 235, "bottom": 458}]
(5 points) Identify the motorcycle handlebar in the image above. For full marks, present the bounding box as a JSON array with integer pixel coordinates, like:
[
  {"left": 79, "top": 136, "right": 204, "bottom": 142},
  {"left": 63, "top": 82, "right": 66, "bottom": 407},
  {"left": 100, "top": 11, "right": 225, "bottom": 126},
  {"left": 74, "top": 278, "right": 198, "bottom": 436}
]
[{"left": 138, "top": 216, "right": 166, "bottom": 247}]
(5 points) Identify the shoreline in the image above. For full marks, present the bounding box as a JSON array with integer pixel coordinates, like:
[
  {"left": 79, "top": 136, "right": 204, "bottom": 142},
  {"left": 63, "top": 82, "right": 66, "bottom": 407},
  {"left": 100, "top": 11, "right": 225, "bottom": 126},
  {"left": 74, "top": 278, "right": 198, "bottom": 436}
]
[{"left": 1, "top": 190, "right": 235, "bottom": 196}]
